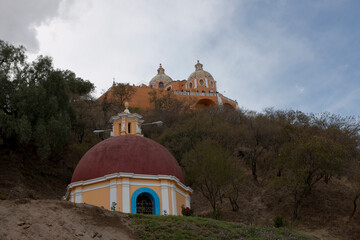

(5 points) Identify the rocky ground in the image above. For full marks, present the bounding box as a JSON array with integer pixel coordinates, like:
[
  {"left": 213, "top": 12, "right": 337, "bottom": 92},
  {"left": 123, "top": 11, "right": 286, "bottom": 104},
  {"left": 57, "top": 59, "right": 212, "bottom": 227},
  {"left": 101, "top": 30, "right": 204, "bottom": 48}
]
[{"left": 0, "top": 199, "right": 139, "bottom": 240}]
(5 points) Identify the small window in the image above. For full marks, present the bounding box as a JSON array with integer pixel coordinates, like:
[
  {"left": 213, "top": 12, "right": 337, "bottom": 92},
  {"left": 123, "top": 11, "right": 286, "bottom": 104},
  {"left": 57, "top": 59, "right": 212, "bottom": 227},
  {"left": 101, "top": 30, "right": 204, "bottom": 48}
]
[
  {"left": 159, "top": 82, "right": 164, "bottom": 88},
  {"left": 167, "top": 86, "right": 171, "bottom": 91},
  {"left": 199, "top": 79, "right": 204, "bottom": 86},
  {"left": 128, "top": 123, "right": 131, "bottom": 133},
  {"left": 189, "top": 82, "right": 193, "bottom": 88}
]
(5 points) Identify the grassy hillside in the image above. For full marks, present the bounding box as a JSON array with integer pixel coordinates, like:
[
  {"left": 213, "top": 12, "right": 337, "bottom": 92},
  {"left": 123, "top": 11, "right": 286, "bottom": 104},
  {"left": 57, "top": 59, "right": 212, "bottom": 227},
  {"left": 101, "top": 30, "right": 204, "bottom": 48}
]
[
  {"left": 129, "top": 214, "right": 316, "bottom": 240},
  {"left": 0, "top": 199, "right": 316, "bottom": 240}
]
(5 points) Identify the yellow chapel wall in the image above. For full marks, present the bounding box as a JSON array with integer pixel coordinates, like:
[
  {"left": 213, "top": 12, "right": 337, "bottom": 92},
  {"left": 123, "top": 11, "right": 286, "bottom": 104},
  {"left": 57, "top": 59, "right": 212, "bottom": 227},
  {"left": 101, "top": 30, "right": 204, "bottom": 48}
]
[
  {"left": 68, "top": 177, "right": 190, "bottom": 215},
  {"left": 176, "top": 191, "right": 187, "bottom": 215},
  {"left": 82, "top": 187, "right": 110, "bottom": 210},
  {"left": 113, "top": 119, "right": 121, "bottom": 136},
  {"left": 168, "top": 187, "right": 173, "bottom": 215}
]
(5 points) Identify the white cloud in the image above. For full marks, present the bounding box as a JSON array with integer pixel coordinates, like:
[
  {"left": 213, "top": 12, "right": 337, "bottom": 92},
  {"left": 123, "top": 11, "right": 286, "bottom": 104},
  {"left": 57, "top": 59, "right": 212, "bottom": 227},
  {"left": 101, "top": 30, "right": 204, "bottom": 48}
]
[
  {"left": 296, "top": 85, "right": 305, "bottom": 94},
  {"left": 0, "top": 0, "right": 61, "bottom": 52},
  {"left": 34, "top": 0, "right": 232, "bottom": 93},
  {"left": 25, "top": 0, "right": 360, "bottom": 116}
]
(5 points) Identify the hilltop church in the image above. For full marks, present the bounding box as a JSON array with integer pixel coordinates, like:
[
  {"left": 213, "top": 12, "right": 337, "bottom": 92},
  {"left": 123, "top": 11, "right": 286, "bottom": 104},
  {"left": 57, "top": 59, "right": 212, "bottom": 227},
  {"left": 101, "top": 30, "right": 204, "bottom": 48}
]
[{"left": 99, "top": 60, "right": 238, "bottom": 109}]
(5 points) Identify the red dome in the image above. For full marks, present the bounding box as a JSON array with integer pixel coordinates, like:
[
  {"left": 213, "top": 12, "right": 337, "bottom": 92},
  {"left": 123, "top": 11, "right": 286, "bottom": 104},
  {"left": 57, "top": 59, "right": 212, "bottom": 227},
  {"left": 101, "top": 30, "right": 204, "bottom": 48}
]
[{"left": 71, "top": 135, "right": 184, "bottom": 183}]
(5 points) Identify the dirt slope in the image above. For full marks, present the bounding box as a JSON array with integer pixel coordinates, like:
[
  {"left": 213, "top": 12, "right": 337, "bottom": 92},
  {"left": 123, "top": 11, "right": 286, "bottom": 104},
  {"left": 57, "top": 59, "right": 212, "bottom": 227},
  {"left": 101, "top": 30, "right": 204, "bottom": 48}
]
[{"left": 0, "top": 199, "right": 139, "bottom": 240}]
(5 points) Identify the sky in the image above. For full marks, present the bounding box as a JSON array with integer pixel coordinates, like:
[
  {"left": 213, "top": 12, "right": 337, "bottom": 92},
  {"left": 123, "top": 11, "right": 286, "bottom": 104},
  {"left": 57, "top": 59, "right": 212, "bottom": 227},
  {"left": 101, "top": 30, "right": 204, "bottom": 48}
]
[{"left": 1, "top": 0, "right": 359, "bottom": 117}]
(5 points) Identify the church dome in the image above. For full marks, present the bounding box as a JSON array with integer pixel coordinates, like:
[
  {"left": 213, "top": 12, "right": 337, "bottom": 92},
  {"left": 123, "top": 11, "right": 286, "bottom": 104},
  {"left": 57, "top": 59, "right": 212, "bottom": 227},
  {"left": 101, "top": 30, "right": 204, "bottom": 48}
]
[
  {"left": 149, "top": 64, "right": 173, "bottom": 89},
  {"left": 187, "top": 60, "right": 214, "bottom": 83},
  {"left": 71, "top": 135, "right": 184, "bottom": 183}
]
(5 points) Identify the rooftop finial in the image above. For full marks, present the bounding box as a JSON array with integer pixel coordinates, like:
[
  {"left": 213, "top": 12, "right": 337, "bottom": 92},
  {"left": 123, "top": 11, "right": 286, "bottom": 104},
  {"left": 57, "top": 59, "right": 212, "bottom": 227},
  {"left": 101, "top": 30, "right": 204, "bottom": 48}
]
[
  {"left": 124, "top": 101, "right": 130, "bottom": 113},
  {"left": 157, "top": 63, "right": 165, "bottom": 74},
  {"left": 195, "top": 60, "right": 203, "bottom": 71},
  {"left": 113, "top": 77, "right": 116, "bottom": 86}
]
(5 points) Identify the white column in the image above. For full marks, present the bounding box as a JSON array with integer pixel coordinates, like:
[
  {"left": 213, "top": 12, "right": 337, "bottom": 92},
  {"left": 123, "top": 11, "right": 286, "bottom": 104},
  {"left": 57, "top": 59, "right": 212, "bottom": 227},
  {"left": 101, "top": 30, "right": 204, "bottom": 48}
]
[
  {"left": 121, "top": 120, "right": 126, "bottom": 133},
  {"left": 110, "top": 124, "right": 114, "bottom": 136},
  {"left": 75, "top": 190, "right": 82, "bottom": 203},
  {"left": 122, "top": 181, "right": 130, "bottom": 213},
  {"left": 110, "top": 182, "right": 117, "bottom": 210},
  {"left": 171, "top": 186, "right": 177, "bottom": 215},
  {"left": 186, "top": 194, "right": 191, "bottom": 208},
  {"left": 136, "top": 122, "right": 141, "bottom": 134},
  {"left": 194, "top": 79, "right": 197, "bottom": 88},
  {"left": 70, "top": 193, "right": 74, "bottom": 203},
  {"left": 217, "top": 95, "right": 223, "bottom": 106},
  {"left": 161, "top": 184, "right": 170, "bottom": 215}
]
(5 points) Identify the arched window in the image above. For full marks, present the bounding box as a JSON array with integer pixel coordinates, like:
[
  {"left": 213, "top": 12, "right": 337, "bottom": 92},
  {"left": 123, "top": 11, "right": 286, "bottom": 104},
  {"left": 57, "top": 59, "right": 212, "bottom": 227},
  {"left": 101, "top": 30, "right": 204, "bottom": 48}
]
[
  {"left": 159, "top": 82, "right": 164, "bottom": 88},
  {"left": 131, "top": 187, "right": 160, "bottom": 215},
  {"left": 189, "top": 82, "right": 193, "bottom": 88},
  {"left": 128, "top": 122, "right": 131, "bottom": 133},
  {"left": 136, "top": 193, "right": 154, "bottom": 214},
  {"left": 199, "top": 79, "right": 204, "bottom": 86}
]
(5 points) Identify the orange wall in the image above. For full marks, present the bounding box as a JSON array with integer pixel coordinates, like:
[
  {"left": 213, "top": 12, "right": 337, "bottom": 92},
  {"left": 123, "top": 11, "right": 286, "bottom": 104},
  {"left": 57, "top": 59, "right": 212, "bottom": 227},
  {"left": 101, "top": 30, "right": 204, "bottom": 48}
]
[
  {"left": 98, "top": 85, "right": 237, "bottom": 110},
  {"left": 83, "top": 187, "right": 110, "bottom": 209},
  {"left": 117, "top": 184, "right": 123, "bottom": 212},
  {"left": 176, "top": 191, "right": 186, "bottom": 215}
]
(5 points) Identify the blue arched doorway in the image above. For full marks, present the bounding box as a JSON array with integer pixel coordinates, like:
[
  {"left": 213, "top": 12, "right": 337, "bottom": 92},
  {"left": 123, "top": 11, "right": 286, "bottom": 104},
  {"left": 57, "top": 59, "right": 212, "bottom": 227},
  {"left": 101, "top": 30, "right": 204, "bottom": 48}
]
[{"left": 131, "top": 187, "right": 160, "bottom": 215}]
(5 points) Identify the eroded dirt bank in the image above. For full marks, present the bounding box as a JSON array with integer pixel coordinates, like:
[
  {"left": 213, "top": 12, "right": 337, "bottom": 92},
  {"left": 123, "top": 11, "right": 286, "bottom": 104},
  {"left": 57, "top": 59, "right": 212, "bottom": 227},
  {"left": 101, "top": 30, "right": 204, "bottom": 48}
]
[{"left": 0, "top": 199, "right": 139, "bottom": 240}]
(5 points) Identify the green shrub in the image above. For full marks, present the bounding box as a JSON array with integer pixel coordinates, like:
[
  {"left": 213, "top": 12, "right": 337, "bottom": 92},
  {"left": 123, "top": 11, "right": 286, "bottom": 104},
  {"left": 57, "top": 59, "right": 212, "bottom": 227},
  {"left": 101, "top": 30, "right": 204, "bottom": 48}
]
[
  {"left": 274, "top": 216, "right": 284, "bottom": 228},
  {"left": 181, "top": 205, "right": 194, "bottom": 216},
  {"left": 0, "top": 194, "right": 7, "bottom": 200},
  {"left": 111, "top": 202, "right": 117, "bottom": 211}
]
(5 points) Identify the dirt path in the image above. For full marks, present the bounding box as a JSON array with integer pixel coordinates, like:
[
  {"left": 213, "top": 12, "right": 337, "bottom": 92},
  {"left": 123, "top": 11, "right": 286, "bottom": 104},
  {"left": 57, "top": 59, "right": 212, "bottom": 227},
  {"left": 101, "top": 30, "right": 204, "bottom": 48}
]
[{"left": 0, "top": 199, "right": 139, "bottom": 240}]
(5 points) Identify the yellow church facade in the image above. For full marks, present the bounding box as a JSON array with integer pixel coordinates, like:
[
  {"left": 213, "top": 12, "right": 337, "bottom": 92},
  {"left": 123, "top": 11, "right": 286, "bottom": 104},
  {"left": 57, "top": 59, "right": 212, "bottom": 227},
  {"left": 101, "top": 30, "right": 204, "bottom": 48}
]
[
  {"left": 99, "top": 60, "right": 238, "bottom": 110},
  {"left": 65, "top": 173, "right": 191, "bottom": 215}
]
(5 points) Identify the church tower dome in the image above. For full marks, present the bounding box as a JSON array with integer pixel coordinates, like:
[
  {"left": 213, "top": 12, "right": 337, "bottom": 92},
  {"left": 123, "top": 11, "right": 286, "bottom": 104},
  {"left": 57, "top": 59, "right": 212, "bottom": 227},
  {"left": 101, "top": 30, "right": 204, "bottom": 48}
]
[
  {"left": 186, "top": 60, "right": 216, "bottom": 92},
  {"left": 149, "top": 64, "right": 173, "bottom": 89}
]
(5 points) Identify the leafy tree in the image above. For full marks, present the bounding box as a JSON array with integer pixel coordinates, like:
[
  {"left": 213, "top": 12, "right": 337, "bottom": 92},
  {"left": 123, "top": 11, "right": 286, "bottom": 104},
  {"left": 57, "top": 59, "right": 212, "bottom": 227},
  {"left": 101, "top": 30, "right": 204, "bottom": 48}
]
[
  {"left": 147, "top": 90, "right": 195, "bottom": 127},
  {"left": 239, "top": 113, "right": 279, "bottom": 182},
  {"left": 183, "top": 139, "right": 238, "bottom": 213},
  {"left": 62, "top": 70, "right": 94, "bottom": 101},
  {"left": 349, "top": 168, "right": 360, "bottom": 221},
  {"left": 112, "top": 83, "right": 136, "bottom": 110},
  {"left": 99, "top": 83, "right": 135, "bottom": 128},
  {"left": 0, "top": 39, "right": 92, "bottom": 159},
  {"left": 224, "top": 166, "right": 245, "bottom": 212},
  {"left": 277, "top": 134, "right": 346, "bottom": 219}
]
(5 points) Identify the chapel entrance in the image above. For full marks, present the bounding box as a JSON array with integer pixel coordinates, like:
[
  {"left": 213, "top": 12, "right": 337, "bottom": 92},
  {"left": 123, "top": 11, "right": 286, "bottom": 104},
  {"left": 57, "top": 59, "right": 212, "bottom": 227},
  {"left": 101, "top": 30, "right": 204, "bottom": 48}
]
[{"left": 136, "top": 193, "right": 154, "bottom": 214}]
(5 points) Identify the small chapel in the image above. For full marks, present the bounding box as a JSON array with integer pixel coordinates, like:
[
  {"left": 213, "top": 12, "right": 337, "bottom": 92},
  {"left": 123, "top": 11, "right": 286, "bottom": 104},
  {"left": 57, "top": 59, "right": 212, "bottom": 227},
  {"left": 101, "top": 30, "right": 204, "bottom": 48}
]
[{"left": 64, "top": 103, "right": 192, "bottom": 215}]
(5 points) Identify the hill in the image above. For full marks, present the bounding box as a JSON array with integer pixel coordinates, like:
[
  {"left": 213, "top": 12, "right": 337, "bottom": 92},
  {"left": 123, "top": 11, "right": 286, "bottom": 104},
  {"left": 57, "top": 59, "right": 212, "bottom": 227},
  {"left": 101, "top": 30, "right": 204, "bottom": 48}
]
[{"left": 0, "top": 199, "right": 316, "bottom": 240}]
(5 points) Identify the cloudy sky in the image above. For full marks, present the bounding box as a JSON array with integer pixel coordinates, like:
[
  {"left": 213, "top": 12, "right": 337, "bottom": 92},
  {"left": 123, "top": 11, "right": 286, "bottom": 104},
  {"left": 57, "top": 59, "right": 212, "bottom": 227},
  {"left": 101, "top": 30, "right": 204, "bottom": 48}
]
[{"left": 1, "top": 0, "right": 359, "bottom": 117}]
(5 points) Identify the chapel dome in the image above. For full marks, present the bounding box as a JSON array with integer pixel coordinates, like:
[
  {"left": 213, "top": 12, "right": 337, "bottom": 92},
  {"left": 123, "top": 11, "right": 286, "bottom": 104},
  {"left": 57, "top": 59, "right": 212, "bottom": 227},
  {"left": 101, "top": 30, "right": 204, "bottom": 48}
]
[
  {"left": 187, "top": 60, "right": 214, "bottom": 82},
  {"left": 149, "top": 64, "right": 173, "bottom": 89},
  {"left": 71, "top": 135, "right": 184, "bottom": 183}
]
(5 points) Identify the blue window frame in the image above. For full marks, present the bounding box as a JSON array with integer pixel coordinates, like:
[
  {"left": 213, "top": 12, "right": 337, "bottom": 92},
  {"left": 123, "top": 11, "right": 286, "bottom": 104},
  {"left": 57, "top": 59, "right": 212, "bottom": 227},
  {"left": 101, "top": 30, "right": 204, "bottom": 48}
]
[{"left": 131, "top": 187, "right": 160, "bottom": 215}]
